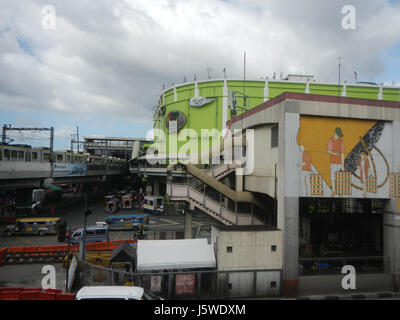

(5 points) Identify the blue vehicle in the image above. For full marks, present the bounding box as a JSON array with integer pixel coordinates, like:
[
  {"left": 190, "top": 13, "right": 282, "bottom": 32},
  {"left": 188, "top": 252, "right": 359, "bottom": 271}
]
[{"left": 105, "top": 214, "right": 149, "bottom": 231}]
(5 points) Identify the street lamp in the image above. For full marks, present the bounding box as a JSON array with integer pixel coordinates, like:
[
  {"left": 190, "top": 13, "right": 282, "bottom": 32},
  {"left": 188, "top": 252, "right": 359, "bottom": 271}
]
[{"left": 82, "top": 209, "right": 92, "bottom": 261}]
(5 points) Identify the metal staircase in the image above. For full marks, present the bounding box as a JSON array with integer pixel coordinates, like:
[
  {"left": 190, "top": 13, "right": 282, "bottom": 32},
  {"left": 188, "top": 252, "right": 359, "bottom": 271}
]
[{"left": 167, "top": 182, "right": 264, "bottom": 226}]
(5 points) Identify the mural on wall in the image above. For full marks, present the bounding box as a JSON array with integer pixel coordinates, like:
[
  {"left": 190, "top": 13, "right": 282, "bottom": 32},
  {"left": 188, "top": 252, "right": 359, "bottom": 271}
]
[{"left": 296, "top": 116, "right": 393, "bottom": 198}]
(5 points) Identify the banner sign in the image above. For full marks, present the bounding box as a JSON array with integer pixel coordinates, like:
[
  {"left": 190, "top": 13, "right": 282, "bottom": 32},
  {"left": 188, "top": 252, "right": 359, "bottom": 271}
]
[
  {"left": 53, "top": 163, "right": 87, "bottom": 177},
  {"left": 175, "top": 274, "right": 195, "bottom": 295}
]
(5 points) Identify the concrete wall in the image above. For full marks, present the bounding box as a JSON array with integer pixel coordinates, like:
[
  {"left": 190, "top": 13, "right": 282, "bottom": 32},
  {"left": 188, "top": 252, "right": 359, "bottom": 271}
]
[{"left": 213, "top": 229, "right": 283, "bottom": 271}]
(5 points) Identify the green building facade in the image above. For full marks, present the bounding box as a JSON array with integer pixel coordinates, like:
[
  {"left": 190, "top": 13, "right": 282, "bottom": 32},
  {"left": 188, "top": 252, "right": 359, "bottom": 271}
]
[{"left": 151, "top": 78, "right": 400, "bottom": 158}]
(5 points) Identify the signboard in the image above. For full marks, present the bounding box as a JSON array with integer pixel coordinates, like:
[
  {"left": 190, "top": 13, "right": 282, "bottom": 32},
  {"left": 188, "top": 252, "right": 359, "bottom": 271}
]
[
  {"left": 189, "top": 96, "right": 215, "bottom": 107},
  {"left": 53, "top": 164, "right": 87, "bottom": 177},
  {"left": 175, "top": 274, "right": 195, "bottom": 295},
  {"left": 151, "top": 275, "right": 162, "bottom": 292}
]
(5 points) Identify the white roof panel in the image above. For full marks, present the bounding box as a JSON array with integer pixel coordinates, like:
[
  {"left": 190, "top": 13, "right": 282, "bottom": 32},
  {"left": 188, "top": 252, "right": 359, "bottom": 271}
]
[{"left": 136, "top": 239, "right": 216, "bottom": 271}]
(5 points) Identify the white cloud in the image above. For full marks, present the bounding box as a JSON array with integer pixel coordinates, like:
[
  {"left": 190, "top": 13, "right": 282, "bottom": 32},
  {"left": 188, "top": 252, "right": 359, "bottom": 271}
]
[{"left": 0, "top": 0, "right": 400, "bottom": 130}]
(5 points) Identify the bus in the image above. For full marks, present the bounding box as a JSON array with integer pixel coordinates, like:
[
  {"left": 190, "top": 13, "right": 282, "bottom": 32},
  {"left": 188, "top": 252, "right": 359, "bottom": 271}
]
[
  {"left": 4, "top": 217, "right": 61, "bottom": 236},
  {"left": 105, "top": 214, "right": 149, "bottom": 231}
]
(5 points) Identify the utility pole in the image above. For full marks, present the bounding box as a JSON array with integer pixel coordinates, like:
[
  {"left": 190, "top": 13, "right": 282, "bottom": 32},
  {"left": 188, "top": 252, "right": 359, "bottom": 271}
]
[
  {"left": 82, "top": 207, "right": 91, "bottom": 261},
  {"left": 77, "top": 126, "right": 80, "bottom": 153},
  {"left": 1, "top": 125, "right": 54, "bottom": 149},
  {"left": 50, "top": 127, "right": 54, "bottom": 177},
  {"left": 70, "top": 127, "right": 85, "bottom": 153},
  {"left": 338, "top": 56, "right": 342, "bottom": 96}
]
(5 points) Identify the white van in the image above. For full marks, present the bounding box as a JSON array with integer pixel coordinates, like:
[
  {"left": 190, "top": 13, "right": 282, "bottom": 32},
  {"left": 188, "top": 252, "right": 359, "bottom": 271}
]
[
  {"left": 69, "top": 225, "right": 109, "bottom": 245},
  {"left": 75, "top": 286, "right": 162, "bottom": 300}
]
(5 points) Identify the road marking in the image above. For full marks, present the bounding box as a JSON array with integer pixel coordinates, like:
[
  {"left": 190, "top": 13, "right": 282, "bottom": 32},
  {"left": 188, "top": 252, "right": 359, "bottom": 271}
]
[
  {"left": 16, "top": 236, "right": 34, "bottom": 245},
  {"left": 159, "top": 218, "right": 180, "bottom": 225},
  {"left": 114, "top": 231, "right": 122, "bottom": 240}
]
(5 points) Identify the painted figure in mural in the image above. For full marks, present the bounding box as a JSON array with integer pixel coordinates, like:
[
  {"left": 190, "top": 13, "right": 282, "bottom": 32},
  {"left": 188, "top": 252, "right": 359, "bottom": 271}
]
[
  {"left": 357, "top": 150, "right": 370, "bottom": 197},
  {"left": 327, "top": 127, "right": 345, "bottom": 197},
  {"left": 298, "top": 145, "right": 313, "bottom": 196}
]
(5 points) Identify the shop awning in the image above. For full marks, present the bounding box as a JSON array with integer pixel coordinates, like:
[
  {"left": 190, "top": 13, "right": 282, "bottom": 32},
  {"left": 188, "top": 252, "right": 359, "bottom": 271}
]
[{"left": 136, "top": 239, "right": 216, "bottom": 271}]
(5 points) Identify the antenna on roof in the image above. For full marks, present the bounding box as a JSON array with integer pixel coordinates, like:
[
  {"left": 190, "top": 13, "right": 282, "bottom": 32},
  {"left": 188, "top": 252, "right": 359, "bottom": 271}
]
[
  {"left": 243, "top": 51, "right": 247, "bottom": 107},
  {"left": 207, "top": 67, "right": 212, "bottom": 79},
  {"left": 353, "top": 71, "right": 358, "bottom": 83},
  {"left": 183, "top": 76, "right": 186, "bottom": 83},
  {"left": 223, "top": 67, "right": 227, "bottom": 79}
]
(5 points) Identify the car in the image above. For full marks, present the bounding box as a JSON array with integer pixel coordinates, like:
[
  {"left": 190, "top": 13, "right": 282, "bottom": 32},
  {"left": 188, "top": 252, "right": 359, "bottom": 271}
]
[{"left": 75, "top": 286, "right": 163, "bottom": 300}]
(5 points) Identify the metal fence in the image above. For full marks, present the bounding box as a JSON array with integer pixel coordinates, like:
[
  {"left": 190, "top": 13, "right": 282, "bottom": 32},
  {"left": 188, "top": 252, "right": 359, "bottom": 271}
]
[
  {"left": 298, "top": 256, "right": 390, "bottom": 275},
  {"left": 73, "top": 258, "right": 282, "bottom": 299}
]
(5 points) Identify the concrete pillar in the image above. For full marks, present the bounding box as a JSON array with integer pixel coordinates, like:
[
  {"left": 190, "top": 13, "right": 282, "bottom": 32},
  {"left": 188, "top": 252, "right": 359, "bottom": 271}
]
[
  {"left": 184, "top": 208, "right": 193, "bottom": 239},
  {"left": 145, "top": 178, "right": 152, "bottom": 196},
  {"left": 383, "top": 199, "right": 400, "bottom": 291},
  {"left": 282, "top": 197, "right": 299, "bottom": 296},
  {"left": 153, "top": 178, "right": 160, "bottom": 196},
  {"left": 281, "top": 107, "right": 301, "bottom": 297},
  {"left": 235, "top": 174, "right": 243, "bottom": 192}
]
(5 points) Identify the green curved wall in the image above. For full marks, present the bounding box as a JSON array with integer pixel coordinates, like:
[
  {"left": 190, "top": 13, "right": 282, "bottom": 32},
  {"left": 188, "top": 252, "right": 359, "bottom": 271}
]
[{"left": 152, "top": 79, "right": 400, "bottom": 157}]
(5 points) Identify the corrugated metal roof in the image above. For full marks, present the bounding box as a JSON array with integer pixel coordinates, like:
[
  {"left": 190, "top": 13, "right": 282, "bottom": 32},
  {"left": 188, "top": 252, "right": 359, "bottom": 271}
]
[{"left": 136, "top": 239, "right": 216, "bottom": 271}]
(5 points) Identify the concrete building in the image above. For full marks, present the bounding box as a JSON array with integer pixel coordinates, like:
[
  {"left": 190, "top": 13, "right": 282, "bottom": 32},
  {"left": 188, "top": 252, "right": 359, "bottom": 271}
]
[
  {"left": 211, "top": 225, "right": 282, "bottom": 297},
  {"left": 130, "top": 77, "right": 400, "bottom": 296},
  {"left": 229, "top": 92, "right": 400, "bottom": 296}
]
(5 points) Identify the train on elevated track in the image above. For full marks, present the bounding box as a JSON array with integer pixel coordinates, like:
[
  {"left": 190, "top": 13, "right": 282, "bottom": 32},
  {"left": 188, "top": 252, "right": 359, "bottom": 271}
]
[{"left": 0, "top": 144, "right": 127, "bottom": 181}]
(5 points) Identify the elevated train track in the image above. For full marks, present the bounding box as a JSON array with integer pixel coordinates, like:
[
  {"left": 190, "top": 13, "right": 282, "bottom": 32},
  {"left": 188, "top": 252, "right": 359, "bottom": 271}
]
[{"left": 0, "top": 144, "right": 128, "bottom": 189}]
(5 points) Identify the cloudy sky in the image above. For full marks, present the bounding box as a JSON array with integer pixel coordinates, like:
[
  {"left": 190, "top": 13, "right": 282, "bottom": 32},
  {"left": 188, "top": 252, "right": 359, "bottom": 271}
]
[{"left": 1, "top": 0, "right": 400, "bottom": 150}]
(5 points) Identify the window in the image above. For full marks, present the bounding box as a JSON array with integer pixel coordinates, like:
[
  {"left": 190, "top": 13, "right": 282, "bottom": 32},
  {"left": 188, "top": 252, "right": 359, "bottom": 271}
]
[
  {"left": 11, "top": 150, "right": 17, "bottom": 158},
  {"left": 270, "top": 281, "right": 277, "bottom": 288},
  {"left": 43, "top": 153, "right": 50, "bottom": 161},
  {"left": 56, "top": 154, "right": 64, "bottom": 161},
  {"left": 96, "top": 229, "right": 106, "bottom": 235},
  {"left": 4, "top": 149, "right": 9, "bottom": 160},
  {"left": 227, "top": 246, "right": 233, "bottom": 253},
  {"left": 67, "top": 155, "right": 71, "bottom": 162},
  {"left": 32, "top": 152, "right": 38, "bottom": 160},
  {"left": 18, "top": 151, "right": 24, "bottom": 159},
  {"left": 0, "top": 150, "right": 2, "bottom": 161},
  {"left": 271, "top": 125, "right": 278, "bottom": 148},
  {"left": 271, "top": 245, "right": 277, "bottom": 252}
]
